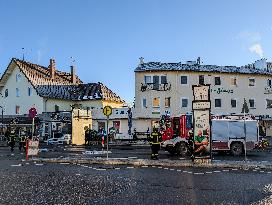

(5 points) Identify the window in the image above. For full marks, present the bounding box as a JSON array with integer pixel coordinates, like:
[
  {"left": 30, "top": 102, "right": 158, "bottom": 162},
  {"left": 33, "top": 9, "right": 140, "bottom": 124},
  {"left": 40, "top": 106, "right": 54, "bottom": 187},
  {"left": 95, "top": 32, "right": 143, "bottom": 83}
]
[
  {"left": 161, "top": 76, "right": 167, "bottom": 84},
  {"left": 16, "top": 73, "right": 21, "bottom": 82},
  {"left": 113, "top": 121, "right": 120, "bottom": 133},
  {"left": 199, "top": 75, "right": 204, "bottom": 85},
  {"left": 214, "top": 77, "right": 221, "bottom": 85},
  {"left": 142, "top": 98, "right": 147, "bottom": 108},
  {"left": 249, "top": 78, "right": 255, "bottom": 86},
  {"left": 215, "top": 99, "right": 221, "bottom": 107},
  {"left": 230, "top": 77, "right": 237, "bottom": 86},
  {"left": 153, "top": 76, "right": 159, "bottom": 90},
  {"left": 181, "top": 76, "right": 188, "bottom": 85},
  {"left": 267, "top": 79, "right": 272, "bottom": 87},
  {"left": 28, "top": 87, "right": 32, "bottom": 96},
  {"left": 181, "top": 98, "right": 188, "bottom": 108},
  {"left": 165, "top": 97, "right": 171, "bottom": 108},
  {"left": 5, "top": 89, "right": 8, "bottom": 97},
  {"left": 144, "top": 76, "right": 152, "bottom": 84},
  {"left": 153, "top": 97, "right": 160, "bottom": 107},
  {"left": 249, "top": 99, "right": 255, "bottom": 108},
  {"left": 231, "top": 99, "right": 237, "bottom": 108},
  {"left": 15, "top": 106, "right": 20, "bottom": 114},
  {"left": 267, "top": 99, "right": 272, "bottom": 108},
  {"left": 55, "top": 105, "right": 59, "bottom": 112},
  {"left": 16, "top": 88, "right": 20, "bottom": 97}
]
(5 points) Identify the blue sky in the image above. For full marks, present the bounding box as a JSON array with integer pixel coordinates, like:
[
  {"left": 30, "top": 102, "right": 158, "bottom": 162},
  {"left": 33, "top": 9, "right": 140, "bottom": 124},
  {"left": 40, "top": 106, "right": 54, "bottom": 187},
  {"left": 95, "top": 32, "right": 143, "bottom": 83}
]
[{"left": 0, "top": 0, "right": 272, "bottom": 103}]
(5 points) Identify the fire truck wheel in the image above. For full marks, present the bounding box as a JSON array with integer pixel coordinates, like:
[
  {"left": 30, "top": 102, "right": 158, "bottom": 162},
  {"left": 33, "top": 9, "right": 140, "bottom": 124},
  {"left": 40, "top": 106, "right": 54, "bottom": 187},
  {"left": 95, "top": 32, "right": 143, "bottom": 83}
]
[
  {"left": 230, "top": 142, "right": 243, "bottom": 156},
  {"left": 176, "top": 142, "right": 188, "bottom": 157}
]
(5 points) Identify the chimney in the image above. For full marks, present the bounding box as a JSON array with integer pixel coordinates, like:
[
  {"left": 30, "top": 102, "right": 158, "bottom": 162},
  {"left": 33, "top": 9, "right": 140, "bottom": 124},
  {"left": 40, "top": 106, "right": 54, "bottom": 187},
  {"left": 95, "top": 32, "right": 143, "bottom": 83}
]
[
  {"left": 139, "top": 57, "right": 144, "bottom": 65},
  {"left": 71, "top": 65, "right": 76, "bottom": 84},
  {"left": 49, "top": 59, "right": 56, "bottom": 80}
]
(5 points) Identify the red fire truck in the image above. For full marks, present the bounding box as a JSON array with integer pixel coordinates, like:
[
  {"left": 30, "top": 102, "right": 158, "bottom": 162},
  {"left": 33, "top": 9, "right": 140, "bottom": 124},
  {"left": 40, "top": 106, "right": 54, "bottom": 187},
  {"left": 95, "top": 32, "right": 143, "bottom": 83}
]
[{"left": 161, "top": 115, "right": 260, "bottom": 156}]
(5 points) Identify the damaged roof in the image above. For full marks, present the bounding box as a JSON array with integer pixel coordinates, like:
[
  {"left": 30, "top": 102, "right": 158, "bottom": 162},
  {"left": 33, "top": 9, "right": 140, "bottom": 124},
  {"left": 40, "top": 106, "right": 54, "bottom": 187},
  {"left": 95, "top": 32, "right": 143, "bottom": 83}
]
[
  {"left": 135, "top": 62, "right": 272, "bottom": 75},
  {"left": 0, "top": 58, "right": 124, "bottom": 103}
]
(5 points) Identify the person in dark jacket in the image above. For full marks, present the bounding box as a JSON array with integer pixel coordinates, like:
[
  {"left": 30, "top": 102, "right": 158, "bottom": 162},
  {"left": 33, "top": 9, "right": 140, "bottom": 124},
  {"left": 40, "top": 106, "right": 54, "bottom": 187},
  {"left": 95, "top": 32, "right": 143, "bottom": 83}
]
[{"left": 148, "top": 126, "right": 162, "bottom": 160}]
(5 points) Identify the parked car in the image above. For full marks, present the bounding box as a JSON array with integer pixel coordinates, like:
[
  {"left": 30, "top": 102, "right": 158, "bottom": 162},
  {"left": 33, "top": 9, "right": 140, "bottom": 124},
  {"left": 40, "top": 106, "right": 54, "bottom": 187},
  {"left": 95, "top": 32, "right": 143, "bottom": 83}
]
[{"left": 45, "top": 138, "right": 59, "bottom": 145}]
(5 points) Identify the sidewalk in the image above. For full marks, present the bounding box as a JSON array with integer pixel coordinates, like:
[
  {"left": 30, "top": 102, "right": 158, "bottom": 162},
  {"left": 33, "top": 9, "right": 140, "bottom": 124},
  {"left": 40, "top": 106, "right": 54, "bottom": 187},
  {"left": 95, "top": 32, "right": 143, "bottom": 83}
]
[{"left": 32, "top": 156, "right": 272, "bottom": 170}]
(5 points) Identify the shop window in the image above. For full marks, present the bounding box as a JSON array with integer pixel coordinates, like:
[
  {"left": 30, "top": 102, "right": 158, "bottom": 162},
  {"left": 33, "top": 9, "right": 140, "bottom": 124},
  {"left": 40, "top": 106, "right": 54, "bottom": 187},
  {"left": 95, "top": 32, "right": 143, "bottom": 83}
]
[
  {"left": 113, "top": 121, "right": 120, "bottom": 133},
  {"left": 165, "top": 97, "right": 171, "bottom": 108},
  {"left": 153, "top": 97, "right": 160, "bottom": 108},
  {"left": 15, "top": 106, "right": 20, "bottom": 114}
]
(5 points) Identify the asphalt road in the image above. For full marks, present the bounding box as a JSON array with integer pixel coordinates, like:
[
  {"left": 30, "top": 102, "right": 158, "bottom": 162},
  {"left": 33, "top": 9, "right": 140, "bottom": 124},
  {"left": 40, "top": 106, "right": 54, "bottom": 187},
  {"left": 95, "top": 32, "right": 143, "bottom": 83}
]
[{"left": 0, "top": 159, "right": 272, "bottom": 205}]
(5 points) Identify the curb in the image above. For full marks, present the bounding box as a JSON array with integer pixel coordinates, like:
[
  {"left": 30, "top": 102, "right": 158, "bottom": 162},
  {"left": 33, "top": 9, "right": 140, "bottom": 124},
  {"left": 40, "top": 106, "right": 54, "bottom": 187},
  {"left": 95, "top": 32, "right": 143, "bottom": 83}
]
[{"left": 31, "top": 157, "right": 272, "bottom": 170}]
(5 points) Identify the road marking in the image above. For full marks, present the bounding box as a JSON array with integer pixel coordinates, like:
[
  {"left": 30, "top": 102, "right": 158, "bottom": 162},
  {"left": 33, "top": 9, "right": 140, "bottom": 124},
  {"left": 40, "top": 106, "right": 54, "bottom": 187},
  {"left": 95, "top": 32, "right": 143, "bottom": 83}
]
[
  {"left": 260, "top": 171, "right": 265, "bottom": 173},
  {"left": 127, "top": 167, "right": 134, "bottom": 169},
  {"left": 128, "top": 157, "right": 138, "bottom": 159},
  {"left": 96, "top": 168, "right": 106, "bottom": 171},
  {"left": 169, "top": 169, "right": 175, "bottom": 171},
  {"left": 158, "top": 167, "right": 162, "bottom": 169},
  {"left": 231, "top": 169, "right": 238, "bottom": 171},
  {"left": 164, "top": 168, "right": 169, "bottom": 170},
  {"left": 25, "top": 163, "right": 29, "bottom": 165},
  {"left": 142, "top": 166, "right": 148, "bottom": 168},
  {"left": 194, "top": 173, "right": 204, "bottom": 175},
  {"left": 151, "top": 166, "right": 156, "bottom": 168},
  {"left": 183, "top": 171, "right": 188, "bottom": 173},
  {"left": 88, "top": 167, "right": 92, "bottom": 169},
  {"left": 213, "top": 171, "right": 221, "bottom": 173},
  {"left": 205, "top": 172, "right": 213, "bottom": 174},
  {"left": 115, "top": 168, "right": 121, "bottom": 170},
  {"left": 11, "top": 164, "right": 22, "bottom": 167},
  {"left": 81, "top": 165, "right": 88, "bottom": 168},
  {"left": 187, "top": 171, "right": 192, "bottom": 174},
  {"left": 60, "top": 163, "right": 70, "bottom": 165},
  {"left": 76, "top": 174, "right": 81, "bottom": 176},
  {"left": 253, "top": 170, "right": 257, "bottom": 172},
  {"left": 177, "top": 170, "right": 181, "bottom": 172},
  {"left": 267, "top": 172, "right": 271, "bottom": 174},
  {"left": 222, "top": 170, "right": 229, "bottom": 172},
  {"left": 35, "top": 164, "right": 43, "bottom": 166}
]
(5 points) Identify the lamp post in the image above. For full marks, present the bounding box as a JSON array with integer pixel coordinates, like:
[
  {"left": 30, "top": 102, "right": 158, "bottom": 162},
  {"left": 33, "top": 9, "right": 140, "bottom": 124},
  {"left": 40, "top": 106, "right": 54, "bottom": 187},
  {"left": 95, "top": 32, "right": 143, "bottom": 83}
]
[{"left": 0, "top": 106, "right": 3, "bottom": 136}]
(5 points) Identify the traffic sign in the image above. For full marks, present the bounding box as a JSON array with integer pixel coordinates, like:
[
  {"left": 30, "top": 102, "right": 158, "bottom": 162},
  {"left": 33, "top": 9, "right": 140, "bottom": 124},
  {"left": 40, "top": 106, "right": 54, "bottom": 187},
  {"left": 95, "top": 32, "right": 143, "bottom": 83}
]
[
  {"left": 29, "top": 107, "right": 37, "bottom": 119},
  {"left": 103, "top": 106, "right": 112, "bottom": 116}
]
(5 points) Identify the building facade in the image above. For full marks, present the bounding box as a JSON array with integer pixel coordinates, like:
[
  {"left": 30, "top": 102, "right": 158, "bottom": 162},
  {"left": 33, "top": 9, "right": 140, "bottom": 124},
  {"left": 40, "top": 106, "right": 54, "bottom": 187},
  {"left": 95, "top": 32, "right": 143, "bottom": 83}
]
[{"left": 134, "top": 58, "right": 272, "bottom": 135}]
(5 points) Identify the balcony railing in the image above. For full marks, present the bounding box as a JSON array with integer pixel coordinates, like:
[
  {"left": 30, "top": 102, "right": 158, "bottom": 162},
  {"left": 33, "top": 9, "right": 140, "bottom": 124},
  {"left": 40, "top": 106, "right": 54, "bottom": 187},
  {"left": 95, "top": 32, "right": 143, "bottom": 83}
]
[{"left": 140, "top": 83, "right": 171, "bottom": 92}]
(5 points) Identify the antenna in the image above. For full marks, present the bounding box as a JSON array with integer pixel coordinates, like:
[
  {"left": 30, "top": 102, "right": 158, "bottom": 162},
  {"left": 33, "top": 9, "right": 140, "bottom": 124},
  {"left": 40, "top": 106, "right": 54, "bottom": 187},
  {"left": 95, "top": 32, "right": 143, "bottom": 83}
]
[
  {"left": 22, "top": 48, "right": 25, "bottom": 61},
  {"left": 70, "top": 56, "right": 75, "bottom": 66}
]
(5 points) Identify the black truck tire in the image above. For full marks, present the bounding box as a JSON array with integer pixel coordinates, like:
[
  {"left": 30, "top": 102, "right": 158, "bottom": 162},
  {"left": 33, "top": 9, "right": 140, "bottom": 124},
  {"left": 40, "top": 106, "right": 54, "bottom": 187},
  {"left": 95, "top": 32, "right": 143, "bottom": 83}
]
[
  {"left": 176, "top": 142, "right": 188, "bottom": 157},
  {"left": 230, "top": 142, "right": 243, "bottom": 156}
]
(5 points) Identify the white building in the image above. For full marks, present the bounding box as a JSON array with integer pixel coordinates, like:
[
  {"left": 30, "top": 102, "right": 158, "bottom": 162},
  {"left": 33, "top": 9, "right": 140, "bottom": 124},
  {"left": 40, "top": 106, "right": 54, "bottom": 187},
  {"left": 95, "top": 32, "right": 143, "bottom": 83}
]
[{"left": 133, "top": 58, "right": 272, "bottom": 136}]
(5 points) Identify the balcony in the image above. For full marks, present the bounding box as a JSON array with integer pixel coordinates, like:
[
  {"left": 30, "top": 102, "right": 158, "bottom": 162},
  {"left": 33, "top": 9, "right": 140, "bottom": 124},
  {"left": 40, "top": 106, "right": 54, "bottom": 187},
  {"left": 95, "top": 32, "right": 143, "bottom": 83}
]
[{"left": 140, "top": 83, "right": 171, "bottom": 92}]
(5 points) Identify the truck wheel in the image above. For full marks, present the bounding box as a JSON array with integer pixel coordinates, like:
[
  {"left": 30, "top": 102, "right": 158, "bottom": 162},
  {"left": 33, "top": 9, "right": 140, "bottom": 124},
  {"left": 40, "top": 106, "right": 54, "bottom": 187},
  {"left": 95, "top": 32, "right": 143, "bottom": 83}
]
[
  {"left": 230, "top": 142, "right": 243, "bottom": 156},
  {"left": 176, "top": 142, "right": 188, "bottom": 157}
]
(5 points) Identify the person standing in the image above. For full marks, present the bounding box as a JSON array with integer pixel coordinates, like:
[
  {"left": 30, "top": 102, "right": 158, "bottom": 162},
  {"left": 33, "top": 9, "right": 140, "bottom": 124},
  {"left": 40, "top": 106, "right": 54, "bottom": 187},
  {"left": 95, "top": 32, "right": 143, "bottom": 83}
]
[
  {"left": 19, "top": 130, "right": 27, "bottom": 151},
  {"left": 148, "top": 126, "right": 162, "bottom": 160},
  {"left": 8, "top": 129, "right": 16, "bottom": 152}
]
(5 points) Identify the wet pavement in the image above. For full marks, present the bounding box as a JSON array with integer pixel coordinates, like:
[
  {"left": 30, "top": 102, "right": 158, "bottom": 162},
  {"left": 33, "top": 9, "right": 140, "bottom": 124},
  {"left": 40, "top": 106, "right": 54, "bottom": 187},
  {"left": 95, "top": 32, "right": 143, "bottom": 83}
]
[{"left": 0, "top": 159, "right": 272, "bottom": 204}]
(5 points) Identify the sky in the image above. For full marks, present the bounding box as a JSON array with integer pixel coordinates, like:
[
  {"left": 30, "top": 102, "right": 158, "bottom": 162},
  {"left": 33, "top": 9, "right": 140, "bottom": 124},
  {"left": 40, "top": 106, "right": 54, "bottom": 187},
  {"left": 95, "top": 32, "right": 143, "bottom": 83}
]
[{"left": 0, "top": 0, "right": 272, "bottom": 104}]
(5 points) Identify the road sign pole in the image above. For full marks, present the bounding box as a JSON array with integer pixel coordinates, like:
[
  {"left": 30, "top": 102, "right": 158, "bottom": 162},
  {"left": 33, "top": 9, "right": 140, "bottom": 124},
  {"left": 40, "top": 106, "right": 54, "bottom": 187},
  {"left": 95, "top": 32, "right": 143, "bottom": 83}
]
[
  {"left": 106, "top": 115, "right": 109, "bottom": 160},
  {"left": 32, "top": 117, "right": 35, "bottom": 140}
]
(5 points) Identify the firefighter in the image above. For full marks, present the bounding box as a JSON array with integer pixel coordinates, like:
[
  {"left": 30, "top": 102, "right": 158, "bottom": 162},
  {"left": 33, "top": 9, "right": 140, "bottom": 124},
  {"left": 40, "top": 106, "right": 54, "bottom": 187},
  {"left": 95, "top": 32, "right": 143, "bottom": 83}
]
[
  {"left": 148, "top": 125, "right": 162, "bottom": 160},
  {"left": 8, "top": 129, "right": 16, "bottom": 152},
  {"left": 19, "top": 130, "right": 27, "bottom": 151}
]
